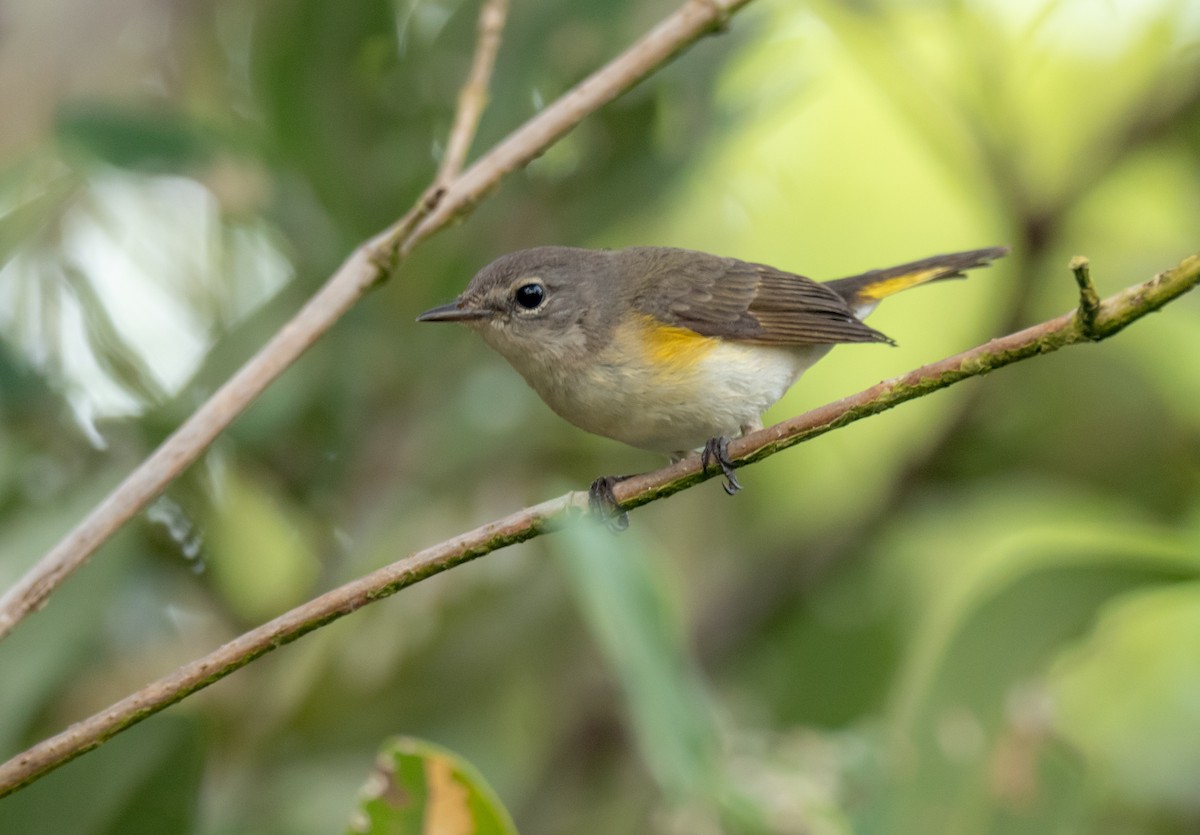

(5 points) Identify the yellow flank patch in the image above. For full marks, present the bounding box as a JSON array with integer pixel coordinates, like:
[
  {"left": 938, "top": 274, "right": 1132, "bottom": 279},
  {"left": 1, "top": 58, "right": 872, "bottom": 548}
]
[
  {"left": 629, "top": 314, "right": 718, "bottom": 369},
  {"left": 856, "top": 267, "right": 948, "bottom": 300}
]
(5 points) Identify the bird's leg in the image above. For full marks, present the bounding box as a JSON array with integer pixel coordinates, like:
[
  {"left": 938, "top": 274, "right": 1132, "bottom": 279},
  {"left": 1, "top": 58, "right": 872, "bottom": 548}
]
[
  {"left": 701, "top": 436, "right": 741, "bottom": 496},
  {"left": 588, "top": 475, "right": 631, "bottom": 532}
]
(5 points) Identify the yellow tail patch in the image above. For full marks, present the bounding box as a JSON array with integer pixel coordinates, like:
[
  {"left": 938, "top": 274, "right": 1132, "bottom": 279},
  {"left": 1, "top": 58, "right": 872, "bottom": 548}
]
[{"left": 855, "top": 266, "right": 954, "bottom": 301}]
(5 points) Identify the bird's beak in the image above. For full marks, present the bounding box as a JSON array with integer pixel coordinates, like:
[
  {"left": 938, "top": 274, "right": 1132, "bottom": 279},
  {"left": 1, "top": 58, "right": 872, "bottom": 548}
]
[{"left": 416, "top": 301, "right": 491, "bottom": 323}]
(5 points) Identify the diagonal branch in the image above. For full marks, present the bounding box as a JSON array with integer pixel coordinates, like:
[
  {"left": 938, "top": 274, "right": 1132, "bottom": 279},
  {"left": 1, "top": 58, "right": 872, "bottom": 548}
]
[
  {"left": 1, "top": 251, "right": 1195, "bottom": 798},
  {"left": 0, "top": 0, "right": 757, "bottom": 643}
]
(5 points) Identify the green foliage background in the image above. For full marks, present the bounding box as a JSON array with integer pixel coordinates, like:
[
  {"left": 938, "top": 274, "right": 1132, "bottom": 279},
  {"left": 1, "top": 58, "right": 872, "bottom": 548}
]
[{"left": 1, "top": 0, "right": 1199, "bottom": 832}]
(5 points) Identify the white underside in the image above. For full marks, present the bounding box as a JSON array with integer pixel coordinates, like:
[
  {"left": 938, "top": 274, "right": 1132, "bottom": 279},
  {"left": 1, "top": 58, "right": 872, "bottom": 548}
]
[{"left": 523, "top": 340, "right": 834, "bottom": 456}]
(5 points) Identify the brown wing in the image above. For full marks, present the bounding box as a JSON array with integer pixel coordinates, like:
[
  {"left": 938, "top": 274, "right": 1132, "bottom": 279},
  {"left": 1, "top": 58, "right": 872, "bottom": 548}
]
[{"left": 621, "top": 247, "right": 892, "bottom": 346}]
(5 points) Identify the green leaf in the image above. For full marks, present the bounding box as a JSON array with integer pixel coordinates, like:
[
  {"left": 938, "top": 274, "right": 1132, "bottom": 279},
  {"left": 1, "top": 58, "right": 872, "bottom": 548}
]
[
  {"left": 885, "top": 494, "right": 1200, "bottom": 735},
  {"left": 863, "top": 483, "right": 1200, "bottom": 832},
  {"left": 205, "top": 465, "right": 321, "bottom": 621},
  {"left": 55, "top": 104, "right": 212, "bottom": 171},
  {"left": 557, "top": 521, "right": 721, "bottom": 799},
  {"left": 346, "top": 737, "right": 517, "bottom": 835},
  {"left": 1050, "top": 583, "right": 1200, "bottom": 813},
  {"left": 557, "top": 522, "right": 772, "bottom": 833}
]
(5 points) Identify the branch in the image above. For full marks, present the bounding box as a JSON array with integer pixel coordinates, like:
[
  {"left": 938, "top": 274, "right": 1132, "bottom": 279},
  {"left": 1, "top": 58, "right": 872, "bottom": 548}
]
[
  {"left": 435, "top": 0, "right": 509, "bottom": 188},
  {"left": 0, "top": 0, "right": 756, "bottom": 643},
  {"left": 2, "top": 251, "right": 1196, "bottom": 797}
]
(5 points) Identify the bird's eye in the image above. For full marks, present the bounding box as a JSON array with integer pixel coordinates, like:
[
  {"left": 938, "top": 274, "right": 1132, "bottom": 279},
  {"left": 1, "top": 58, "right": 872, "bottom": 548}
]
[{"left": 514, "top": 282, "right": 545, "bottom": 310}]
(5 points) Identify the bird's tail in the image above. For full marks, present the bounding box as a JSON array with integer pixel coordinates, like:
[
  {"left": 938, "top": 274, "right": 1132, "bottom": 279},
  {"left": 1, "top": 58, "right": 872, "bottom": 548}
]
[{"left": 824, "top": 246, "right": 1009, "bottom": 313}]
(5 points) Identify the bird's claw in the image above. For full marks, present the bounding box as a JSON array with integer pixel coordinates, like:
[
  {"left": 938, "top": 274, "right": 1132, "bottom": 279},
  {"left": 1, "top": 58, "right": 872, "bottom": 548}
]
[
  {"left": 701, "top": 436, "right": 741, "bottom": 495},
  {"left": 588, "top": 475, "right": 630, "bottom": 532}
]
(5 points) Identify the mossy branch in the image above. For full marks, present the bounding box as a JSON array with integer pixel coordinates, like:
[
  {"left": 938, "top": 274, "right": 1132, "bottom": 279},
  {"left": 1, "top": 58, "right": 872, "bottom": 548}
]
[{"left": 1, "top": 250, "right": 1195, "bottom": 798}]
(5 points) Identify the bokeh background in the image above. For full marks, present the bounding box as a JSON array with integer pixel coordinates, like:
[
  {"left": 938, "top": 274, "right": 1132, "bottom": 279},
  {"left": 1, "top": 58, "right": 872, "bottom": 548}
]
[{"left": 2, "top": 0, "right": 1200, "bottom": 832}]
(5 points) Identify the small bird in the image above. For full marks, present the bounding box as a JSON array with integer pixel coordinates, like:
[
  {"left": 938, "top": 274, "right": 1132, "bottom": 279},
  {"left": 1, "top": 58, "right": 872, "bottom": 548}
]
[{"left": 419, "top": 245, "right": 1007, "bottom": 524}]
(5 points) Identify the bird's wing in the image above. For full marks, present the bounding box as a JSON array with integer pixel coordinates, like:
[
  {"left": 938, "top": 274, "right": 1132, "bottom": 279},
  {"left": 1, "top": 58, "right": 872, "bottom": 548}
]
[{"left": 626, "top": 247, "right": 892, "bottom": 346}]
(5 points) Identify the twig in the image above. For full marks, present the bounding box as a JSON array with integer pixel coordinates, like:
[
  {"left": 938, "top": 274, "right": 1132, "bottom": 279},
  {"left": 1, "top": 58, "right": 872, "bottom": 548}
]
[
  {"left": 0, "top": 0, "right": 756, "bottom": 643},
  {"left": 399, "top": 0, "right": 750, "bottom": 257},
  {"left": 1070, "top": 255, "right": 1100, "bottom": 338},
  {"left": 436, "top": 0, "right": 509, "bottom": 187},
  {"left": 1, "top": 251, "right": 1195, "bottom": 797},
  {"left": 371, "top": 0, "right": 509, "bottom": 276}
]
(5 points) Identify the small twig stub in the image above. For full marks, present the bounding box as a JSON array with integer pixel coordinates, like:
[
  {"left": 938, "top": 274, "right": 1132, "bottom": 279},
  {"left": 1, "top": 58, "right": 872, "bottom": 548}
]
[{"left": 1070, "top": 255, "right": 1101, "bottom": 339}]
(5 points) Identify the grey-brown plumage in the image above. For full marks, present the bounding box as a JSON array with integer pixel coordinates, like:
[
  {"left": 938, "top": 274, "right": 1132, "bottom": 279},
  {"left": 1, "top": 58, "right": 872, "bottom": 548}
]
[
  {"left": 448, "top": 245, "right": 1008, "bottom": 351},
  {"left": 418, "top": 244, "right": 1008, "bottom": 458},
  {"left": 619, "top": 247, "right": 892, "bottom": 346}
]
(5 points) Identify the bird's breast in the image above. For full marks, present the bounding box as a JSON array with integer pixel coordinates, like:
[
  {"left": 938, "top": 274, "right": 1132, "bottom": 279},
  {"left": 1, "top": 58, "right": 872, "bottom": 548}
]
[{"left": 517, "top": 314, "right": 830, "bottom": 455}]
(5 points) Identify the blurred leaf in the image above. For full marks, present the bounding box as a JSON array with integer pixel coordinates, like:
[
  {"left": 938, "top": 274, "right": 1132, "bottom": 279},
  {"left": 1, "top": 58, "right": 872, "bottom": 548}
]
[
  {"left": 796, "top": 1, "right": 980, "bottom": 191},
  {"left": 252, "top": 0, "right": 427, "bottom": 236},
  {"left": 886, "top": 494, "right": 1200, "bottom": 733},
  {"left": 55, "top": 104, "right": 213, "bottom": 172},
  {"left": 0, "top": 468, "right": 137, "bottom": 753},
  {"left": 60, "top": 263, "right": 166, "bottom": 404},
  {"left": 346, "top": 736, "right": 517, "bottom": 835},
  {"left": 807, "top": 0, "right": 1200, "bottom": 215},
  {"left": 558, "top": 522, "right": 721, "bottom": 798},
  {"left": 558, "top": 522, "right": 768, "bottom": 832},
  {"left": 0, "top": 155, "right": 81, "bottom": 265},
  {"left": 205, "top": 464, "right": 321, "bottom": 622},
  {"left": 1050, "top": 582, "right": 1200, "bottom": 814},
  {"left": 0, "top": 716, "right": 203, "bottom": 835},
  {"left": 864, "top": 483, "right": 1200, "bottom": 832}
]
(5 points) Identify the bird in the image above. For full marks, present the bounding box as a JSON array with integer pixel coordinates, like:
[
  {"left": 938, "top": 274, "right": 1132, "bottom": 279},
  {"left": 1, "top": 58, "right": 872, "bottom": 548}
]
[{"left": 419, "top": 244, "right": 1008, "bottom": 525}]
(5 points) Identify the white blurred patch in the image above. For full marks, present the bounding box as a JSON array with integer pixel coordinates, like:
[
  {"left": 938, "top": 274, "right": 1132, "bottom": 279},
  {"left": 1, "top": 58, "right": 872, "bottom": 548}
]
[{"left": 0, "top": 168, "right": 293, "bottom": 436}]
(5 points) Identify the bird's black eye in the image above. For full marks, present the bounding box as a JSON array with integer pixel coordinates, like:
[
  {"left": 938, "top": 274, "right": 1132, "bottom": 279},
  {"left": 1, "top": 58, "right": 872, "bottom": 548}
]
[{"left": 514, "top": 282, "right": 545, "bottom": 310}]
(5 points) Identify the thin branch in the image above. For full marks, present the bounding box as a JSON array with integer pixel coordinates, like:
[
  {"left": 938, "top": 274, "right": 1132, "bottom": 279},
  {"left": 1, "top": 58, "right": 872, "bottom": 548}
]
[
  {"left": 2, "top": 251, "right": 1196, "bottom": 798},
  {"left": 0, "top": 0, "right": 756, "bottom": 643},
  {"left": 399, "top": 0, "right": 747, "bottom": 258},
  {"left": 435, "top": 0, "right": 509, "bottom": 187}
]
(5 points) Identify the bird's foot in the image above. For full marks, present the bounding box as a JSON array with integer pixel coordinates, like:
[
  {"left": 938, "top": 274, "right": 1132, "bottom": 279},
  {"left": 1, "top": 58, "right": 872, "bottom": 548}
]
[
  {"left": 701, "top": 436, "right": 741, "bottom": 496},
  {"left": 588, "top": 475, "right": 630, "bottom": 532}
]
